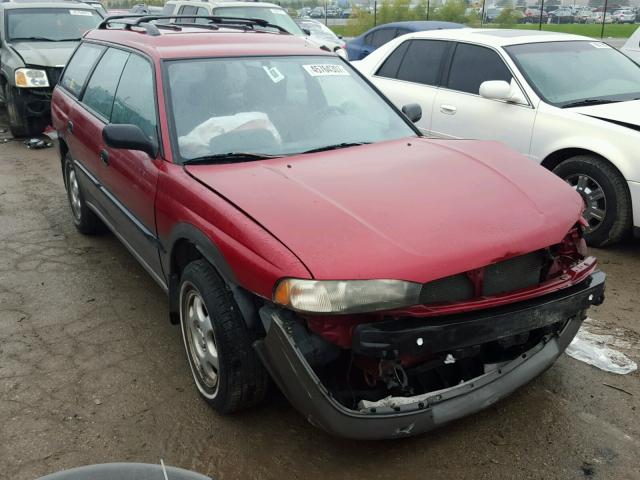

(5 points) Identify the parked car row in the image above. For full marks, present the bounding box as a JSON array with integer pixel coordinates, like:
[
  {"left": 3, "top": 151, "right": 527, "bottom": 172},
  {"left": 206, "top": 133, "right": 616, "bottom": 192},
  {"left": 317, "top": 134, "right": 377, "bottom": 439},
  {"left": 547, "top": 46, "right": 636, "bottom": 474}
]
[{"left": 482, "top": 5, "right": 639, "bottom": 24}]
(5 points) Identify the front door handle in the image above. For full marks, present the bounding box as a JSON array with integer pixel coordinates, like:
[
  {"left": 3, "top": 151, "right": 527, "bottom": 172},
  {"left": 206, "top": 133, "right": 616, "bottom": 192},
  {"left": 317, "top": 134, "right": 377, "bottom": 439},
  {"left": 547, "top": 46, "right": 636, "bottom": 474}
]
[
  {"left": 100, "top": 149, "right": 109, "bottom": 166},
  {"left": 440, "top": 104, "right": 457, "bottom": 115}
]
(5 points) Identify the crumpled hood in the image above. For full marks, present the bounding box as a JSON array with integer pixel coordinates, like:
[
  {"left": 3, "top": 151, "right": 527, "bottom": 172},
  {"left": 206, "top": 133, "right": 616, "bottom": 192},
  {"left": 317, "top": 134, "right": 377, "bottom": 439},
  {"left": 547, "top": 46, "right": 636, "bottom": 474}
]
[
  {"left": 186, "top": 138, "right": 583, "bottom": 283},
  {"left": 9, "top": 41, "right": 78, "bottom": 68},
  {"left": 570, "top": 100, "right": 640, "bottom": 129}
]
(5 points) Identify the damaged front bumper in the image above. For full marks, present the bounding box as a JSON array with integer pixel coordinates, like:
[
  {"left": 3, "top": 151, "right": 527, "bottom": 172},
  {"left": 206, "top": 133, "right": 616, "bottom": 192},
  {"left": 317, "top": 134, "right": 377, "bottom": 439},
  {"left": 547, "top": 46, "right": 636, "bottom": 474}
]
[{"left": 254, "top": 272, "right": 605, "bottom": 440}]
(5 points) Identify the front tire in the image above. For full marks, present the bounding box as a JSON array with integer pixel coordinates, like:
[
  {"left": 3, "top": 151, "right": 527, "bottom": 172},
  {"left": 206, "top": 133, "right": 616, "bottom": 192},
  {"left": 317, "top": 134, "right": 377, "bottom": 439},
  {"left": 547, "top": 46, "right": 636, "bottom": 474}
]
[
  {"left": 179, "top": 260, "right": 268, "bottom": 413},
  {"left": 63, "top": 154, "right": 103, "bottom": 235},
  {"left": 4, "top": 85, "right": 46, "bottom": 138},
  {"left": 553, "top": 155, "right": 631, "bottom": 247}
]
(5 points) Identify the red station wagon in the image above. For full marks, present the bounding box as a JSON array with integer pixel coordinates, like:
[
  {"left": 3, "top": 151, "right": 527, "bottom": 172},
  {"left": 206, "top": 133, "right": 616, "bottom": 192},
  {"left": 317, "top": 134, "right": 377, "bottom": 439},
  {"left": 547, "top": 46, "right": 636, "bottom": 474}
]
[{"left": 52, "top": 15, "right": 605, "bottom": 439}]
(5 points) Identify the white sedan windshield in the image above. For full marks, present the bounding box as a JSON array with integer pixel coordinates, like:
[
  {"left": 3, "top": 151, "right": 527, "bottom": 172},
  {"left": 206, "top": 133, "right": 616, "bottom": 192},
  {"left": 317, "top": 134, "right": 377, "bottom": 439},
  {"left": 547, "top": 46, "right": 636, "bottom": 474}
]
[
  {"left": 166, "top": 56, "right": 416, "bottom": 160},
  {"left": 506, "top": 41, "right": 640, "bottom": 107}
]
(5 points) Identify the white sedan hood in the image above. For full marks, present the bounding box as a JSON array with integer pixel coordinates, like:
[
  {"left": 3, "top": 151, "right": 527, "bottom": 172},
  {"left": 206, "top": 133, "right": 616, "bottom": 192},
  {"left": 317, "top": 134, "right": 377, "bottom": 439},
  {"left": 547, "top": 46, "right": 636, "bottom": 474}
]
[{"left": 570, "top": 100, "right": 640, "bottom": 129}]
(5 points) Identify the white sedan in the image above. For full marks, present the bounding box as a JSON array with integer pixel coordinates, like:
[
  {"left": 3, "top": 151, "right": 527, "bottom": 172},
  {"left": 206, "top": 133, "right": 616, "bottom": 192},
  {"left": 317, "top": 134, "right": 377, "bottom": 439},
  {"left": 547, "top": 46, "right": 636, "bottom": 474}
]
[{"left": 354, "top": 29, "right": 640, "bottom": 247}]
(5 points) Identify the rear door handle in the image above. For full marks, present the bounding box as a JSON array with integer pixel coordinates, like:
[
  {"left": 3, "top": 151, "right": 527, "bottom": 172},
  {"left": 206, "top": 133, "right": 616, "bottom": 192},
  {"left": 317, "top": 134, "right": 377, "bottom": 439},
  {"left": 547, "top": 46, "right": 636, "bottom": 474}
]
[
  {"left": 100, "top": 149, "right": 109, "bottom": 166},
  {"left": 440, "top": 105, "right": 457, "bottom": 115},
  {"left": 66, "top": 121, "right": 73, "bottom": 134}
]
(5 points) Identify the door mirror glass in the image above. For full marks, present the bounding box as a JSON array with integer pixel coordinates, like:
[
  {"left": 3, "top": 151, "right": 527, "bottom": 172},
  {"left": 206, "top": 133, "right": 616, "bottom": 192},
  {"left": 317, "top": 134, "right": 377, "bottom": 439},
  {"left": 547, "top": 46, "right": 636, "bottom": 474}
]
[
  {"left": 302, "top": 28, "right": 311, "bottom": 36},
  {"left": 103, "top": 124, "right": 158, "bottom": 158},
  {"left": 401, "top": 103, "right": 422, "bottom": 123},
  {"left": 479, "top": 80, "right": 527, "bottom": 104}
]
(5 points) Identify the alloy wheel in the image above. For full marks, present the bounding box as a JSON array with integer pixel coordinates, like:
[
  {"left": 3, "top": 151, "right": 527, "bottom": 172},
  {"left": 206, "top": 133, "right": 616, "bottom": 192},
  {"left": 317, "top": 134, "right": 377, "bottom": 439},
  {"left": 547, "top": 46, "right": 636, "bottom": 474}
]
[{"left": 565, "top": 173, "right": 606, "bottom": 233}]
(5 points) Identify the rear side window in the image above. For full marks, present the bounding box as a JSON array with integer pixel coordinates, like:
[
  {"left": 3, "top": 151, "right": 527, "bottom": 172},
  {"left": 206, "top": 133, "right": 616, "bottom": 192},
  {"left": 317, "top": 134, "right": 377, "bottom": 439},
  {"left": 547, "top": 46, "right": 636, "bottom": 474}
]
[
  {"left": 447, "top": 43, "right": 512, "bottom": 95},
  {"left": 111, "top": 55, "right": 157, "bottom": 142},
  {"left": 194, "top": 6, "right": 210, "bottom": 24},
  {"left": 82, "top": 48, "right": 130, "bottom": 120},
  {"left": 60, "top": 43, "right": 104, "bottom": 97},
  {"left": 371, "top": 28, "right": 397, "bottom": 48},
  {"left": 396, "top": 40, "right": 449, "bottom": 86},
  {"left": 178, "top": 5, "right": 197, "bottom": 22},
  {"left": 376, "top": 41, "right": 409, "bottom": 78}
]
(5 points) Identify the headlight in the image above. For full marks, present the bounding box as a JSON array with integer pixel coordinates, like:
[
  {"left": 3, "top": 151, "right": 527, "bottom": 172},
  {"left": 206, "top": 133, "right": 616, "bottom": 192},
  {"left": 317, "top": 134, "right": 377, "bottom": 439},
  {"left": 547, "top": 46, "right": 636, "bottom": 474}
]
[
  {"left": 273, "top": 278, "right": 422, "bottom": 314},
  {"left": 15, "top": 68, "right": 49, "bottom": 88}
]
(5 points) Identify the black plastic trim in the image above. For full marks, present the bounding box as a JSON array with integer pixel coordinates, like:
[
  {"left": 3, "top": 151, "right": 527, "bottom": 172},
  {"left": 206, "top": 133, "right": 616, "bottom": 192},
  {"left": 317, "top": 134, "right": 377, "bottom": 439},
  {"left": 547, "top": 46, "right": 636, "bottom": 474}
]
[{"left": 353, "top": 271, "right": 606, "bottom": 358}]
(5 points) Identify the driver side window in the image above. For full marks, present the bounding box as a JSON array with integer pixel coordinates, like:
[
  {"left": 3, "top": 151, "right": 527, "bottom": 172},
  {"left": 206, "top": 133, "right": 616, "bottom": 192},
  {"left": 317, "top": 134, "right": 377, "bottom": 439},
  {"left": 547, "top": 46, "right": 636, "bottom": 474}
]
[{"left": 446, "top": 43, "right": 512, "bottom": 95}]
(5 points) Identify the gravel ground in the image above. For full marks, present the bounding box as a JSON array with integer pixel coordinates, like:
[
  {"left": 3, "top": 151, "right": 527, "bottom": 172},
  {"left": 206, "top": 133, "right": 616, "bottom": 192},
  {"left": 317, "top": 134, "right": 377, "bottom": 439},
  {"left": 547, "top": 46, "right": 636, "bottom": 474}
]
[{"left": 0, "top": 122, "right": 639, "bottom": 480}]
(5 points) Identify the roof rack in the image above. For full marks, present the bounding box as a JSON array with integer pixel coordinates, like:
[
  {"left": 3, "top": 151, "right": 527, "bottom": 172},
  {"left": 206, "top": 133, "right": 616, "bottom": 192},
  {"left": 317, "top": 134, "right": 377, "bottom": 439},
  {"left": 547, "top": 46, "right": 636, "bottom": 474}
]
[{"left": 98, "top": 15, "right": 290, "bottom": 36}]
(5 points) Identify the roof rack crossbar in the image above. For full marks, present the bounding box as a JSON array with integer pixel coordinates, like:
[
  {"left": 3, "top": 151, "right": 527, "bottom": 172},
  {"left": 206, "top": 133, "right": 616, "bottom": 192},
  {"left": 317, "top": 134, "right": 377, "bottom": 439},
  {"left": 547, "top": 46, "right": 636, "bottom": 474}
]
[{"left": 98, "top": 15, "right": 290, "bottom": 35}]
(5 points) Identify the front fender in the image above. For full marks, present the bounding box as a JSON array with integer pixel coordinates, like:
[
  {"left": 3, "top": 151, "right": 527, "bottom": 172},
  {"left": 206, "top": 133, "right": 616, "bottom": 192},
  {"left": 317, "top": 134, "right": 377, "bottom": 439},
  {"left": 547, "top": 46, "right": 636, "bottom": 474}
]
[{"left": 532, "top": 106, "right": 640, "bottom": 182}]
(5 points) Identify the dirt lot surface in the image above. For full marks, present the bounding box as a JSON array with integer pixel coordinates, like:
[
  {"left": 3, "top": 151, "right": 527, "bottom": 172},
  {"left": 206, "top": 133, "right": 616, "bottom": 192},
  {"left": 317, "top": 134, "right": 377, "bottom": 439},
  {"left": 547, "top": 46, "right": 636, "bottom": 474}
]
[{"left": 1, "top": 124, "right": 639, "bottom": 480}]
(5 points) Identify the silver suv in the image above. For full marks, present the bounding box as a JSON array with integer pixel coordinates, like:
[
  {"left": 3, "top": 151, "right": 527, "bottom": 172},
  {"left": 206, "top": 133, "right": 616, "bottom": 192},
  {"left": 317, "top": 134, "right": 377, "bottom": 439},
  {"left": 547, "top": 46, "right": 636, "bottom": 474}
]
[{"left": 0, "top": 1, "right": 102, "bottom": 136}]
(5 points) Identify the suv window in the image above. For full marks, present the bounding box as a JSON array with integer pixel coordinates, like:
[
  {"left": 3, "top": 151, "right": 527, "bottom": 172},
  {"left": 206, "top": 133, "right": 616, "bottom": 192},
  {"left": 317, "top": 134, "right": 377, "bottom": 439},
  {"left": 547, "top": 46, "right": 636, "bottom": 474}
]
[
  {"left": 82, "top": 48, "right": 130, "bottom": 120},
  {"left": 371, "top": 28, "right": 396, "bottom": 48},
  {"left": 395, "top": 40, "right": 449, "bottom": 86},
  {"left": 178, "top": 5, "right": 197, "bottom": 21},
  {"left": 60, "top": 43, "right": 105, "bottom": 97},
  {"left": 376, "top": 41, "right": 410, "bottom": 78},
  {"left": 111, "top": 54, "right": 157, "bottom": 142},
  {"left": 447, "top": 43, "right": 512, "bottom": 95}
]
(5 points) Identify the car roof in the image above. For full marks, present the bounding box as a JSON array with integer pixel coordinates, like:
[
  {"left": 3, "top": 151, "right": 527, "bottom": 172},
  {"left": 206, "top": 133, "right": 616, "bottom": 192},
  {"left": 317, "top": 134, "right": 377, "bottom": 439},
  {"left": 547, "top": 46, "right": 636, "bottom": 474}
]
[
  {"left": 399, "top": 27, "right": 591, "bottom": 47},
  {"left": 0, "top": 1, "right": 96, "bottom": 9},
  {"left": 85, "top": 27, "right": 333, "bottom": 59},
  {"left": 370, "top": 20, "right": 465, "bottom": 32}
]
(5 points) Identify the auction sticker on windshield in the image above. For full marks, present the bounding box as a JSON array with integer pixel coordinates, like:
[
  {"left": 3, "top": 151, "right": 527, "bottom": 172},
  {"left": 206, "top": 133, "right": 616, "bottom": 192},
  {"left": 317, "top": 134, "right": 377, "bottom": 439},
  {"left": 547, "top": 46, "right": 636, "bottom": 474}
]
[
  {"left": 69, "top": 9, "right": 94, "bottom": 15},
  {"left": 303, "top": 64, "right": 350, "bottom": 76},
  {"left": 590, "top": 42, "right": 611, "bottom": 49}
]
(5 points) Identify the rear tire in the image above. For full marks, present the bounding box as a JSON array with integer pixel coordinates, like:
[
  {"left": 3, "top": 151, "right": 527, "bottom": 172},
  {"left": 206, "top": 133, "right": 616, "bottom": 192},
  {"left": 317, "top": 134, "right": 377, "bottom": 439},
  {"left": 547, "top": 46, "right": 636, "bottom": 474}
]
[
  {"left": 553, "top": 155, "right": 631, "bottom": 247},
  {"left": 63, "top": 154, "right": 104, "bottom": 235},
  {"left": 179, "top": 259, "right": 268, "bottom": 413}
]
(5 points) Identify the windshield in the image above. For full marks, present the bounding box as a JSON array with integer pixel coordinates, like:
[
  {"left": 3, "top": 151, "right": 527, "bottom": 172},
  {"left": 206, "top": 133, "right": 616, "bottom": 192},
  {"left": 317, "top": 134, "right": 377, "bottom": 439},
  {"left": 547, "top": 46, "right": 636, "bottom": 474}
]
[
  {"left": 166, "top": 56, "right": 416, "bottom": 161},
  {"left": 506, "top": 41, "right": 640, "bottom": 107},
  {"left": 210, "top": 6, "right": 304, "bottom": 36},
  {"left": 6, "top": 8, "right": 101, "bottom": 41}
]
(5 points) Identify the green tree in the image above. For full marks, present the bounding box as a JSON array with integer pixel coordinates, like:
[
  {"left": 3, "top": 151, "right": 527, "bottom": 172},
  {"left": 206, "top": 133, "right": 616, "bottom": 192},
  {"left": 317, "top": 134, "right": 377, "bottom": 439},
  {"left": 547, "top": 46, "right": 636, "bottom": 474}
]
[
  {"left": 495, "top": 7, "right": 520, "bottom": 24},
  {"left": 432, "top": 0, "right": 467, "bottom": 23}
]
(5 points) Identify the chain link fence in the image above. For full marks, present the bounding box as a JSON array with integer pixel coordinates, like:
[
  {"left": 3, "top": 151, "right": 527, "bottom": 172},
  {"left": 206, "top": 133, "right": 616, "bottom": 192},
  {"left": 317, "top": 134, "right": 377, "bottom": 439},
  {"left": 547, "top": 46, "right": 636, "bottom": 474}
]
[{"left": 289, "top": 0, "right": 639, "bottom": 40}]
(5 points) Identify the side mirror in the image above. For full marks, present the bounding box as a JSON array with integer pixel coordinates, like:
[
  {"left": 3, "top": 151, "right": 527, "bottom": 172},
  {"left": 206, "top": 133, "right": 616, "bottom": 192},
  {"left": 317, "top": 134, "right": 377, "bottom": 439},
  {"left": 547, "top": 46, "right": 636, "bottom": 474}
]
[
  {"left": 103, "top": 124, "right": 158, "bottom": 158},
  {"left": 302, "top": 28, "right": 311, "bottom": 36},
  {"left": 338, "top": 34, "right": 343, "bottom": 39},
  {"left": 401, "top": 103, "right": 422, "bottom": 123},
  {"left": 479, "top": 80, "right": 527, "bottom": 104}
]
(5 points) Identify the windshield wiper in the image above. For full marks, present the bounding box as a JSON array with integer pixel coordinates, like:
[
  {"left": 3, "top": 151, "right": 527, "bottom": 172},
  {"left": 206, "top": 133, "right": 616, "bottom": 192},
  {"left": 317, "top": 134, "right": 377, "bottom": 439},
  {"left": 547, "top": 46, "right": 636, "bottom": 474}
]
[
  {"left": 182, "top": 152, "right": 282, "bottom": 165},
  {"left": 10, "top": 36, "right": 58, "bottom": 42},
  {"left": 10, "top": 36, "right": 81, "bottom": 42},
  {"left": 300, "top": 142, "right": 371, "bottom": 154},
  {"left": 561, "top": 98, "right": 621, "bottom": 109}
]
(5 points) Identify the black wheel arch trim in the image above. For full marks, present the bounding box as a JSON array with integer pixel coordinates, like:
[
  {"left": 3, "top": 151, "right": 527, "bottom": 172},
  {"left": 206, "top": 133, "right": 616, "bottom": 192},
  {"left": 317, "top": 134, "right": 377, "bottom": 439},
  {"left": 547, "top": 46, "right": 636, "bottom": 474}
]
[{"left": 164, "top": 223, "right": 261, "bottom": 329}]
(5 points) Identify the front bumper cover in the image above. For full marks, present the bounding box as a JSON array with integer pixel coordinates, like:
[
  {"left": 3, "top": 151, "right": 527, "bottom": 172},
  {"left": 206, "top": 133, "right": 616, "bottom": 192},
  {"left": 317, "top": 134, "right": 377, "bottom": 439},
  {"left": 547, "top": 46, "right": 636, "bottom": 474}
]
[{"left": 255, "top": 272, "right": 605, "bottom": 440}]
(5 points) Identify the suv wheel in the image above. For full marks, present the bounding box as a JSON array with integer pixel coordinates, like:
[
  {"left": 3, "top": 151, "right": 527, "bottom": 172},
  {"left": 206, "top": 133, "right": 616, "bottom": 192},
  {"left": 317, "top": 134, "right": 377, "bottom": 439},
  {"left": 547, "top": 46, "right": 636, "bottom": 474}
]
[
  {"left": 553, "top": 155, "right": 631, "bottom": 247},
  {"left": 179, "top": 260, "right": 268, "bottom": 413},
  {"left": 5, "top": 85, "right": 30, "bottom": 138},
  {"left": 63, "top": 154, "right": 103, "bottom": 234}
]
